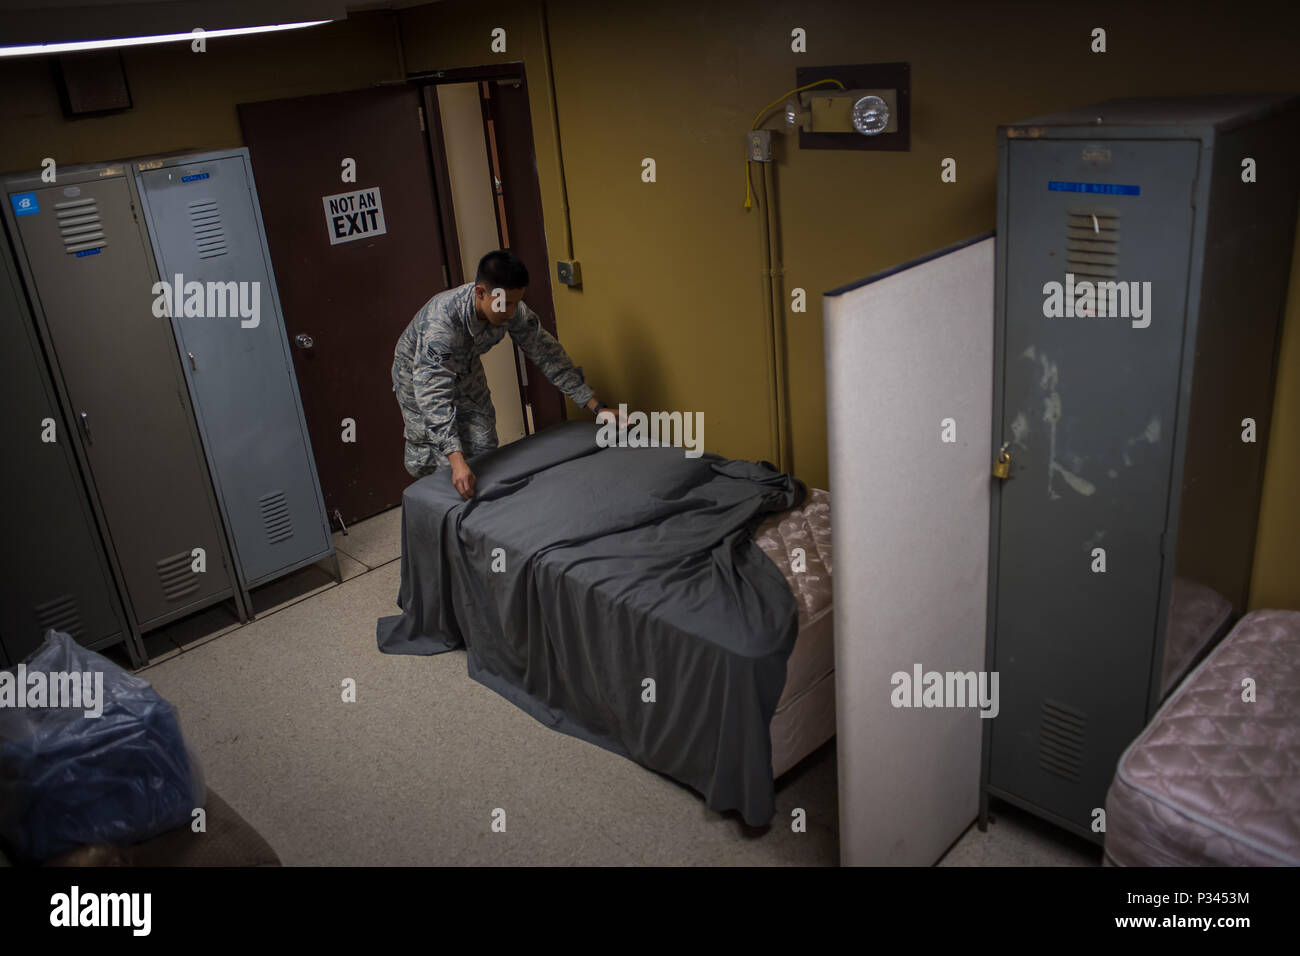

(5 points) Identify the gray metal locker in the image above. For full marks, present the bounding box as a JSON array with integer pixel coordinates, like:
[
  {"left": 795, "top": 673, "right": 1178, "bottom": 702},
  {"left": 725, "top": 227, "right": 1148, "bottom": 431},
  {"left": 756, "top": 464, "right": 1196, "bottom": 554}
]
[
  {"left": 0, "top": 222, "right": 141, "bottom": 667},
  {"left": 980, "top": 95, "right": 1300, "bottom": 842},
  {"left": 131, "top": 149, "right": 334, "bottom": 592},
  {"left": 2, "top": 163, "right": 244, "bottom": 634}
]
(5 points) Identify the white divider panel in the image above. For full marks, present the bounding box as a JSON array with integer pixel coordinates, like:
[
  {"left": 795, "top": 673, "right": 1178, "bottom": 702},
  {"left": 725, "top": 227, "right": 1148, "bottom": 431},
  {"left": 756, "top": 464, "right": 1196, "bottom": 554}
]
[{"left": 824, "top": 235, "right": 994, "bottom": 866}]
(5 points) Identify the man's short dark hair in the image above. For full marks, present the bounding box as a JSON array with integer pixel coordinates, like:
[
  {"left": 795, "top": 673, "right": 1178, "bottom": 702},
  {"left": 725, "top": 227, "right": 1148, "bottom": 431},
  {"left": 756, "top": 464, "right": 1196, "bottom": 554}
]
[{"left": 475, "top": 249, "right": 529, "bottom": 290}]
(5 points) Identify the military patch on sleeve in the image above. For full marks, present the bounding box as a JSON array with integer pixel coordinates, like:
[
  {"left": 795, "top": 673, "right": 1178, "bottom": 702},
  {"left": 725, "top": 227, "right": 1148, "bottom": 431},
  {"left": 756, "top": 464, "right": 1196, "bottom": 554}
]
[{"left": 423, "top": 344, "right": 450, "bottom": 370}]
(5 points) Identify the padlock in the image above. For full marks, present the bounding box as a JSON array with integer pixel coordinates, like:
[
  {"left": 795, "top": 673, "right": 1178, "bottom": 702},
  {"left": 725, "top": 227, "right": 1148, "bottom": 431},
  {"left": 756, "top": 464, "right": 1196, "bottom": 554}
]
[{"left": 993, "top": 442, "right": 1012, "bottom": 479}]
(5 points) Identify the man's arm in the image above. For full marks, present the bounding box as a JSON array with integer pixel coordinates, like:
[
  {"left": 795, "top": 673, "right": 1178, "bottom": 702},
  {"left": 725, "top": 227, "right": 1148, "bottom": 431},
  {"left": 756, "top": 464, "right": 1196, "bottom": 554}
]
[
  {"left": 507, "top": 302, "right": 596, "bottom": 409},
  {"left": 411, "top": 340, "right": 460, "bottom": 458},
  {"left": 412, "top": 336, "right": 476, "bottom": 498}
]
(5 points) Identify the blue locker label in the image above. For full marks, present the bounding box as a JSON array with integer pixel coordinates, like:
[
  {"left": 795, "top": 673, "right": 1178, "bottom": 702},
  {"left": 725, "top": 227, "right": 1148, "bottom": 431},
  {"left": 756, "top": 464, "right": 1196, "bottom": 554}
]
[
  {"left": 74, "top": 248, "right": 102, "bottom": 258},
  {"left": 181, "top": 172, "right": 210, "bottom": 183},
  {"left": 10, "top": 192, "right": 39, "bottom": 216},
  {"left": 1049, "top": 180, "right": 1140, "bottom": 196}
]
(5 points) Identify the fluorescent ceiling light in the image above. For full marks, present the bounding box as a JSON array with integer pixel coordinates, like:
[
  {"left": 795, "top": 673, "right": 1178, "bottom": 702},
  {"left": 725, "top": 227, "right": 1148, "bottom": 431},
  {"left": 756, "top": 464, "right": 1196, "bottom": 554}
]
[{"left": 0, "top": 19, "right": 332, "bottom": 58}]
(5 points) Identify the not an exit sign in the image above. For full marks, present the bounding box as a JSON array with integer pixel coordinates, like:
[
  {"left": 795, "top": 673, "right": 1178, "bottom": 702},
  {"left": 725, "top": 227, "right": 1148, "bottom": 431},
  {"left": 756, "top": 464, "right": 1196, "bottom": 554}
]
[{"left": 322, "top": 186, "right": 387, "bottom": 245}]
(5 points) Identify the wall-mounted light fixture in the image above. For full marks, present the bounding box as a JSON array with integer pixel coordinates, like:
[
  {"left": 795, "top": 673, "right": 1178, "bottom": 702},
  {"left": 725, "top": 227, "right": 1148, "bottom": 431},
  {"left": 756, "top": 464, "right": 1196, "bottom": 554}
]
[
  {"left": 794, "top": 63, "right": 911, "bottom": 151},
  {"left": 852, "top": 94, "right": 891, "bottom": 135},
  {"left": 782, "top": 96, "right": 811, "bottom": 134},
  {"left": 783, "top": 88, "right": 898, "bottom": 137}
]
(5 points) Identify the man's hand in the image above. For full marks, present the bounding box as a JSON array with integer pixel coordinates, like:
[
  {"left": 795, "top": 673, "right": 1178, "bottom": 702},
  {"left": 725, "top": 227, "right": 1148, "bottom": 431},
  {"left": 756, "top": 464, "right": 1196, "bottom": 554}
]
[
  {"left": 587, "top": 397, "right": 626, "bottom": 428},
  {"left": 448, "top": 451, "right": 476, "bottom": 500}
]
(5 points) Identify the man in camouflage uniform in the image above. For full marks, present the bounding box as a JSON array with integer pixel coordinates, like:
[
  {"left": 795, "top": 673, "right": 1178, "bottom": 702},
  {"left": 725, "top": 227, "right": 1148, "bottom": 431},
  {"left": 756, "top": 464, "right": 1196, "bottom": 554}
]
[{"left": 393, "top": 249, "right": 613, "bottom": 499}]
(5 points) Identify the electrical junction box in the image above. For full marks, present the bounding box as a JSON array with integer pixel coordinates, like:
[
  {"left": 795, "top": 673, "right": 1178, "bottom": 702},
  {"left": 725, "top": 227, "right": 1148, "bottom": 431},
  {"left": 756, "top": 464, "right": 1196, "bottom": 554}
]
[{"left": 556, "top": 259, "right": 581, "bottom": 288}]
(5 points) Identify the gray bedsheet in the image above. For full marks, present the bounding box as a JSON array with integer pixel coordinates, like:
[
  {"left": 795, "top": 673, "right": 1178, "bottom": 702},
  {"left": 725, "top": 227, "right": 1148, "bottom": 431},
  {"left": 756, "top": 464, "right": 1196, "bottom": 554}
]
[{"left": 376, "top": 421, "right": 805, "bottom": 824}]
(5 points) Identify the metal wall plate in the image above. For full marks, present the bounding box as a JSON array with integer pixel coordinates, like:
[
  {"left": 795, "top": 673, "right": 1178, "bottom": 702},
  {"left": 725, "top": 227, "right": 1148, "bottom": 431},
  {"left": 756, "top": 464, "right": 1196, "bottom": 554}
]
[
  {"left": 556, "top": 258, "right": 581, "bottom": 287},
  {"left": 746, "top": 129, "right": 773, "bottom": 162}
]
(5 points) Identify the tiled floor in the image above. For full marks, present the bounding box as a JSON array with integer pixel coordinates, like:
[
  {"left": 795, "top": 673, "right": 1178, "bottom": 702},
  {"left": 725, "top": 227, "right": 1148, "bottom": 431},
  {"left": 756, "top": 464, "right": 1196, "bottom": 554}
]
[{"left": 119, "top": 507, "right": 1098, "bottom": 866}]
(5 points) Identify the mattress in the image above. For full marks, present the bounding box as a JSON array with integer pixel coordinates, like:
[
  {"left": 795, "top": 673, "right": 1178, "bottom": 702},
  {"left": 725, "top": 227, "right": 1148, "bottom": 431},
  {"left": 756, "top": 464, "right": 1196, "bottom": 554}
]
[
  {"left": 1104, "top": 609, "right": 1300, "bottom": 866},
  {"left": 377, "top": 422, "right": 806, "bottom": 825},
  {"left": 1161, "top": 576, "right": 1233, "bottom": 699},
  {"left": 754, "top": 488, "right": 835, "bottom": 777}
]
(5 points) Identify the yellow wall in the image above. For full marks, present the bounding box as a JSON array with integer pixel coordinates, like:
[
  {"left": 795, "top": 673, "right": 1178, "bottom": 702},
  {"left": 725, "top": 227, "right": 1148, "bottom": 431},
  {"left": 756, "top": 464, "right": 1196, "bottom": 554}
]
[
  {"left": 1251, "top": 232, "right": 1300, "bottom": 609},
  {"left": 398, "top": 0, "right": 1300, "bottom": 609},
  {"left": 1, "top": 1, "right": 1297, "bottom": 607}
]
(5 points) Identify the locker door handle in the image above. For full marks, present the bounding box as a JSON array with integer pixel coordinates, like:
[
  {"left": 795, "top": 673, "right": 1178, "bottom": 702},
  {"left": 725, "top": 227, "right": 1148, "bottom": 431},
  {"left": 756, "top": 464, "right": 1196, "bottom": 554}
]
[
  {"left": 188, "top": 351, "right": 196, "bottom": 371},
  {"left": 79, "top": 411, "right": 92, "bottom": 444},
  {"left": 294, "top": 334, "right": 314, "bottom": 350}
]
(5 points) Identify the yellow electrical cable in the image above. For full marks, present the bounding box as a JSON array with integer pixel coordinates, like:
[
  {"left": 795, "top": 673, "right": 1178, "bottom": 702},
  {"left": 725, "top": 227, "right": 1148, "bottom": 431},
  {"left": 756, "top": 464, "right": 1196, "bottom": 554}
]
[
  {"left": 750, "top": 78, "right": 844, "bottom": 131},
  {"left": 744, "top": 78, "right": 845, "bottom": 208}
]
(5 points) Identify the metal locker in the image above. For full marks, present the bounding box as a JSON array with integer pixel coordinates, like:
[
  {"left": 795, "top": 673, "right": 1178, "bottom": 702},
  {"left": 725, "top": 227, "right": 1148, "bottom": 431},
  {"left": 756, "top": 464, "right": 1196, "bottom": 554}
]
[
  {"left": 2, "top": 163, "right": 243, "bottom": 634},
  {"left": 980, "top": 95, "right": 1300, "bottom": 842},
  {"left": 0, "top": 222, "right": 140, "bottom": 667},
  {"left": 131, "top": 149, "right": 334, "bottom": 592}
]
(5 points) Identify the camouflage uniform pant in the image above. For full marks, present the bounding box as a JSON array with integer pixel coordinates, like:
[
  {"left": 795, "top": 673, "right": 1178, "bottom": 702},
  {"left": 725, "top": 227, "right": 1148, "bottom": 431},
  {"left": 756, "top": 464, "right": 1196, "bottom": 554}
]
[{"left": 396, "top": 354, "right": 499, "bottom": 478}]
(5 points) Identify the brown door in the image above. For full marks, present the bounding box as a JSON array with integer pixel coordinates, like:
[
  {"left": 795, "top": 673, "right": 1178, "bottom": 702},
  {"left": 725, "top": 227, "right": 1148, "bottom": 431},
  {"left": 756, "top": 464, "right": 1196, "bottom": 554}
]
[
  {"left": 479, "top": 76, "right": 567, "bottom": 431},
  {"left": 238, "top": 86, "right": 451, "bottom": 525}
]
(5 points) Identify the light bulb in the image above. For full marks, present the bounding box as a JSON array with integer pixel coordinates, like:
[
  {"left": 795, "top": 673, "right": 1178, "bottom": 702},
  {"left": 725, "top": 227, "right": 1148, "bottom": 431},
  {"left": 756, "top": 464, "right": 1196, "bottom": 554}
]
[
  {"left": 782, "top": 96, "right": 810, "bottom": 134},
  {"left": 852, "top": 95, "right": 889, "bottom": 135}
]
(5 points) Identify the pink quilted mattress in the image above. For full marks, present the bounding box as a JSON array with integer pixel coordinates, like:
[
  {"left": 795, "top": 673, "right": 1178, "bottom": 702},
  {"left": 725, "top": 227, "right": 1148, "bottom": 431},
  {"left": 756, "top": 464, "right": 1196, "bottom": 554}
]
[
  {"left": 754, "top": 488, "right": 835, "bottom": 777},
  {"left": 1105, "top": 610, "right": 1300, "bottom": 866},
  {"left": 1161, "top": 577, "right": 1232, "bottom": 699}
]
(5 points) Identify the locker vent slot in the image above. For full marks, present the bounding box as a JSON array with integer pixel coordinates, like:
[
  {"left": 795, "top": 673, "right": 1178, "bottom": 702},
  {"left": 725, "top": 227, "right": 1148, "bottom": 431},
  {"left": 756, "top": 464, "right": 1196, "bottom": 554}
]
[
  {"left": 1038, "top": 698, "right": 1086, "bottom": 781},
  {"left": 259, "top": 491, "right": 294, "bottom": 545},
  {"left": 33, "top": 593, "right": 84, "bottom": 640},
  {"left": 157, "top": 550, "right": 200, "bottom": 603},
  {"left": 55, "top": 197, "right": 106, "bottom": 254},
  {"left": 1065, "top": 206, "right": 1119, "bottom": 281},
  {"left": 188, "top": 199, "right": 228, "bottom": 259}
]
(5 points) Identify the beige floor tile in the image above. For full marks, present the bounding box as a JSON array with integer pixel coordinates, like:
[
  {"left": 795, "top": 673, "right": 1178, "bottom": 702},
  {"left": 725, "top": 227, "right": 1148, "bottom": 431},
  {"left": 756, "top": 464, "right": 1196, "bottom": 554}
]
[
  {"left": 937, "top": 801, "right": 1102, "bottom": 866},
  {"left": 133, "top": 549, "right": 1096, "bottom": 867},
  {"left": 331, "top": 505, "right": 404, "bottom": 569}
]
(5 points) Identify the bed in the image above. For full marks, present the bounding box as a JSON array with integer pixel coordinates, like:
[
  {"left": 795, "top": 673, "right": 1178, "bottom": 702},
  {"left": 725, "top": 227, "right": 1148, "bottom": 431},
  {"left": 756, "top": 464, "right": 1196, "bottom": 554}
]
[
  {"left": 1104, "top": 609, "right": 1300, "bottom": 866},
  {"left": 1161, "top": 576, "right": 1233, "bottom": 700},
  {"left": 376, "top": 422, "right": 835, "bottom": 825},
  {"left": 754, "top": 489, "right": 834, "bottom": 777}
]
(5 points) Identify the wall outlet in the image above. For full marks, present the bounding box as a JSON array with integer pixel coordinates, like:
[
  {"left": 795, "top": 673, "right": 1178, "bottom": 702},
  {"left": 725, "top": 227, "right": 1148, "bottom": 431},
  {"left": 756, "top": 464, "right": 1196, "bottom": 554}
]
[
  {"left": 556, "top": 259, "right": 582, "bottom": 288},
  {"left": 747, "top": 130, "right": 773, "bottom": 162}
]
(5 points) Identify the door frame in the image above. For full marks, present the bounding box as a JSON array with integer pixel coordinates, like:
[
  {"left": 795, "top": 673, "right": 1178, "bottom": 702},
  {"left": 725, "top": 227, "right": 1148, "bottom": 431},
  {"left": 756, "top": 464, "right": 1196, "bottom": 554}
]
[
  {"left": 412, "top": 62, "right": 564, "bottom": 436},
  {"left": 238, "top": 84, "right": 458, "bottom": 526}
]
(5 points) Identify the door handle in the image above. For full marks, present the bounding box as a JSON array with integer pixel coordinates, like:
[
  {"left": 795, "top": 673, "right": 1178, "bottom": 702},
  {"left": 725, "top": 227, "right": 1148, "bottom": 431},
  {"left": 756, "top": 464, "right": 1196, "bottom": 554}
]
[
  {"left": 294, "top": 334, "right": 314, "bottom": 350},
  {"left": 79, "top": 411, "right": 92, "bottom": 444}
]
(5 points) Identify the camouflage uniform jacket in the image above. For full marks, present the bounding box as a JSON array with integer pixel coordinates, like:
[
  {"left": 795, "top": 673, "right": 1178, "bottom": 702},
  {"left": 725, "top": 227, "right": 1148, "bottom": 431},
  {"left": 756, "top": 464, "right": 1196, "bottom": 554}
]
[{"left": 392, "top": 282, "right": 594, "bottom": 476}]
